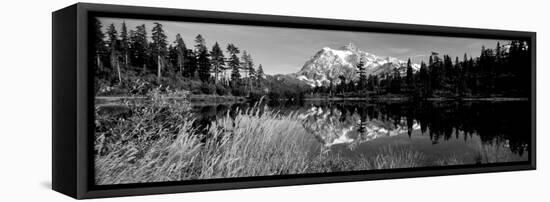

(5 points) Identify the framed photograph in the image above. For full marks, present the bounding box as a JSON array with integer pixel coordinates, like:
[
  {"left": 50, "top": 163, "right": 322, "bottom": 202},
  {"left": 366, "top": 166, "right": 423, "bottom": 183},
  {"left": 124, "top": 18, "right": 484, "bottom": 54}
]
[{"left": 52, "top": 3, "right": 536, "bottom": 199}]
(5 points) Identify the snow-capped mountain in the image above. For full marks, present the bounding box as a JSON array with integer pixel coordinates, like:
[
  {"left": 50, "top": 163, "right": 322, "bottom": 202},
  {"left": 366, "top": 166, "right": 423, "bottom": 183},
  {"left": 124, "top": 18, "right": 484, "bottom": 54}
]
[
  {"left": 298, "top": 106, "right": 420, "bottom": 150},
  {"left": 297, "top": 43, "right": 420, "bottom": 87}
]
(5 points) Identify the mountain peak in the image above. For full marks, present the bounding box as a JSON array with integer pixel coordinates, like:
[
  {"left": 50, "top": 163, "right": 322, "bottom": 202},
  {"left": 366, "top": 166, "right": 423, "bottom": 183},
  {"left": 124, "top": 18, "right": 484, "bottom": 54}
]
[{"left": 297, "top": 44, "right": 420, "bottom": 87}]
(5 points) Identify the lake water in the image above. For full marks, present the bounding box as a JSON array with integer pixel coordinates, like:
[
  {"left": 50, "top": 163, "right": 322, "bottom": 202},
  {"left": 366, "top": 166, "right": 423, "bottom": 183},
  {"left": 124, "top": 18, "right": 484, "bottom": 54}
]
[{"left": 191, "top": 99, "right": 530, "bottom": 165}]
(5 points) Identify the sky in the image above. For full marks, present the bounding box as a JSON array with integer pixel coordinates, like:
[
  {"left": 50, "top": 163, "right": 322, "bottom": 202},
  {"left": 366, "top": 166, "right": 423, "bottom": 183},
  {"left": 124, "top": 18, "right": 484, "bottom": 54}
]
[{"left": 98, "top": 17, "right": 506, "bottom": 75}]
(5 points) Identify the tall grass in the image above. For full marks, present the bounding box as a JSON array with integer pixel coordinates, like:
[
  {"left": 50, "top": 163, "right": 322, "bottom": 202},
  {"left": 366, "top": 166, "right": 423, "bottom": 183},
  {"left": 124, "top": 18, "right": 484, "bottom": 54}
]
[
  {"left": 473, "top": 140, "right": 513, "bottom": 164},
  {"left": 196, "top": 107, "right": 314, "bottom": 178},
  {"left": 434, "top": 140, "right": 518, "bottom": 166},
  {"left": 95, "top": 93, "right": 315, "bottom": 184},
  {"left": 307, "top": 145, "right": 425, "bottom": 173},
  {"left": 95, "top": 91, "right": 517, "bottom": 185},
  {"left": 434, "top": 154, "right": 463, "bottom": 166}
]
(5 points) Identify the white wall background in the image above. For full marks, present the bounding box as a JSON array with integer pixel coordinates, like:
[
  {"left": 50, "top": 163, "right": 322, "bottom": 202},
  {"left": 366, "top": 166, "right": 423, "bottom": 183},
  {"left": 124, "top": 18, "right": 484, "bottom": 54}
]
[{"left": 0, "top": 0, "right": 547, "bottom": 201}]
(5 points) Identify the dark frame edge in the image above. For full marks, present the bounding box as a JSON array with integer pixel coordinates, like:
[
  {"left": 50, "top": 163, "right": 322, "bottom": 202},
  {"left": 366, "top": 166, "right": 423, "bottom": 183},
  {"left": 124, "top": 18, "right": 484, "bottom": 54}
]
[
  {"left": 78, "top": 2, "right": 535, "bottom": 39},
  {"left": 530, "top": 32, "right": 537, "bottom": 170},
  {"left": 79, "top": 164, "right": 534, "bottom": 199},
  {"left": 52, "top": 3, "right": 79, "bottom": 199},
  {"left": 76, "top": 2, "right": 95, "bottom": 199},
  {"left": 51, "top": 2, "right": 537, "bottom": 199}
]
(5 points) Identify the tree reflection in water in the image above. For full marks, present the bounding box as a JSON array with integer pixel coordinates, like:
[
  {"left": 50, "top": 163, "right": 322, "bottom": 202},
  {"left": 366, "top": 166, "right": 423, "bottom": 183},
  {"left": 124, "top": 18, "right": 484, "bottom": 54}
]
[{"left": 192, "top": 100, "right": 530, "bottom": 161}]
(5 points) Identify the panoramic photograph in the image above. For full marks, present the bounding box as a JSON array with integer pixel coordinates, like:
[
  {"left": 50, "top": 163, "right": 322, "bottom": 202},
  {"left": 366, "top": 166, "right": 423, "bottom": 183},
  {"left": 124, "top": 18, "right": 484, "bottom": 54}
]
[{"left": 92, "top": 17, "right": 531, "bottom": 185}]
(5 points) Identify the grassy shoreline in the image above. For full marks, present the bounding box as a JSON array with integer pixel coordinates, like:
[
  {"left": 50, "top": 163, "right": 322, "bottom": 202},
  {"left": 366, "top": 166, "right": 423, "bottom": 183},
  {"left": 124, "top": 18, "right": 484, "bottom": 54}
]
[{"left": 94, "top": 91, "right": 523, "bottom": 185}]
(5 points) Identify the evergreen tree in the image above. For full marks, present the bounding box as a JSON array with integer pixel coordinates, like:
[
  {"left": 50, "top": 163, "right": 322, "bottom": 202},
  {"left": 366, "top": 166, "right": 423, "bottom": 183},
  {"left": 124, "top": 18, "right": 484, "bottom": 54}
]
[
  {"left": 92, "top": 18, "right": 106, "bottom": 73},
  {"left": 240, "top": 51, "right": 253, "bottom": 77},
  {"left": 453, "top": 56, "right": 461, "bottom": 94},
  {"left": 257, "top": 64, "right": 265, "bottom": 78},
  {"left": 210, "top": 42, "right": 225, "bottom": 84},
  {"left": 167, "top": 44, "right": 179, "bottom": 75},
  {"left": 227, "top": 44, "right": 241, "bottom": 87},
  {"left": 418, "top": 61, "right": 430, "bottom": 96},
  {"left": 106, "top": 23, "right": 119, "bottom": 49},
  {"left": 429, "top": 53, "right": 442, "bottom": 91},
  {"left": 468, "top": 57, "right": 477, "bottom": 94},
  {"left": 443, "top": 54, "right": 454, "bottom": 90},
  {"left": 406, "top": 58, "right": 414, "bottom": 93},
  {"left": 106, "top": 23, "right": 122, "bottom": 85},
  {"left": 174, "top": 33, "right": 187, "bottom": 75},
  {"left": 184, "top": 49, "right": 197, "bottom": 78},
  {"left": 120, "top": 21, "right": 129, "bottom": 68},
  {"left": 456, "top": 56, "right": 468, "bottom": 95},
  {"left": 356, "top": 58, "right": 367, "bottom": 89},
  {"left": 129, "top": 24, "right": 148, "bottom": 74},
  {"left": 240, "top": 50, "right": 254, "bottom": 94},
  {"left": 257, "top": 64, "right": 265, "bottom": 89},
  {"left": 195, "top": 34, "right": 211, "bottom": 82},
  {"left": 151, "top": 22, "right": 168, "bottom": 82}
]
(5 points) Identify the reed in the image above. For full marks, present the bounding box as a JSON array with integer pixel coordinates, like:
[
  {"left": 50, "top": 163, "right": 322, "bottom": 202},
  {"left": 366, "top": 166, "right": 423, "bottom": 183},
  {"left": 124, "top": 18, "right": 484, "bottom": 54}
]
[
  {"left": 434, "top": 154, "right": 463, "bottom": 166},
  {"left": 95, "top": 95, "right": 315, "bottom": 184},
  {"left": 473, "top": 140, "right": 513, "bottom": 164},
  {"left": 307, "top": 145, "right": 425, "bottom": 173}
]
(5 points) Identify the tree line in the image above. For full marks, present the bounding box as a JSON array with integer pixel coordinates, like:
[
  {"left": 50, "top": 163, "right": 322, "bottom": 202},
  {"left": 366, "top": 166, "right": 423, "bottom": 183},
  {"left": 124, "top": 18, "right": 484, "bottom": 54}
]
[
  {"left": 93, "top": 19, "right": 531, "bottom": 99},
  {"left": 312, "top": 40, "right": 531, "bottom": 98},
  {"left": 93, "top": 19, "right": 272, "bottom": 97}
]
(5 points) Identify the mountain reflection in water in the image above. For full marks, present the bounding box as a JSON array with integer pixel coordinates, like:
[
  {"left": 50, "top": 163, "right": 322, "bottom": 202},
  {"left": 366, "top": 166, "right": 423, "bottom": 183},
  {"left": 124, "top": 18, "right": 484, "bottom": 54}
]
[
  {"left": 192, "top": 100, "right": 530, "bottom": 163},
  {"left": 299, "top": 105, "right": 421, "bottom": 149}
]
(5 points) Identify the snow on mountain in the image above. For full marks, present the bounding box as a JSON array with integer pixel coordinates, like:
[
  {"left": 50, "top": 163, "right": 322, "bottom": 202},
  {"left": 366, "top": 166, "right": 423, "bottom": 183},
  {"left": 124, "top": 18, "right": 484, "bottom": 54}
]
[
  {"left": 298, "top": 106, "right": 421, "bottom": 149},
  {"left": 297, "top": 43, "right": 420, "bottom": 87}
]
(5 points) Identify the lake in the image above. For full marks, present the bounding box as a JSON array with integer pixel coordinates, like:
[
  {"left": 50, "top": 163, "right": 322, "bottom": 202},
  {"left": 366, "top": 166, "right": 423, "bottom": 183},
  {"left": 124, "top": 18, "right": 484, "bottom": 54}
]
[{"left": 190, "top": 99, "right": 530, "bottom": 165}]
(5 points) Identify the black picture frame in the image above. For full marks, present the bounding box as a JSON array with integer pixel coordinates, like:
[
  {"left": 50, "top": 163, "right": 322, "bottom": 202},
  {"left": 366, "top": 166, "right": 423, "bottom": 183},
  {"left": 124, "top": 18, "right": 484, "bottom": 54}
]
[{"left": 52, "top": 3, "right": 536, "bottom": 199}]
